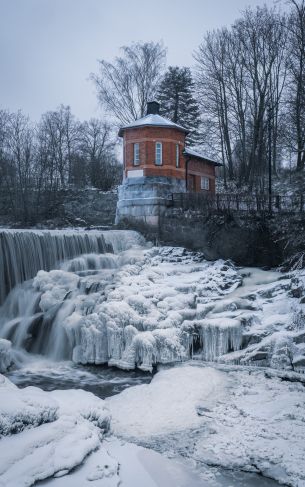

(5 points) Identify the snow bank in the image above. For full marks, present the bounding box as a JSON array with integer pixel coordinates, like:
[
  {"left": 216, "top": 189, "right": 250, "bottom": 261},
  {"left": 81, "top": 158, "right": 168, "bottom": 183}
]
[
  {"left": 193, "top": 367, "right": 305, "bottom": 487},
  {"left": 107, "top": 366, "right": 226, "bottom": 438},
  {"left": 107, "top": 364, "right": 305, "bottom": 487},
  {"left": 0, "top": 374, "right": 110, "bottom": 486},
  {"left": 38, "top": 436, "right": 205, "bottom": 487},
  {"left": 0, "top": 374, "right": 57, "bottom": 437}
]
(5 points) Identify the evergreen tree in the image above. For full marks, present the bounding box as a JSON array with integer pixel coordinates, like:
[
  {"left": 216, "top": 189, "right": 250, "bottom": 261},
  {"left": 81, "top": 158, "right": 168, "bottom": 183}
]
[{"left": 157, "top": 66, "right": 201, "bottom": 146}]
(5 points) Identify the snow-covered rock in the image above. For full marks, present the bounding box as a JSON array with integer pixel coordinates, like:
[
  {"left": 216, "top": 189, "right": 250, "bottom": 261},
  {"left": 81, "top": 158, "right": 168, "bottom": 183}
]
[
  {"left": 0, "top": 374, "right": 111, "bottom": 486},
  {"left": 0, "top": 374, "right": 58, "bottom": 437}
]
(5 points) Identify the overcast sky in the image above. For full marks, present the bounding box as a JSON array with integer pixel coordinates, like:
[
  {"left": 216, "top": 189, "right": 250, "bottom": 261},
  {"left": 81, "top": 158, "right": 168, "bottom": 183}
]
[{"left": 0, "top": 0, "right": 280, "bottom": 121}]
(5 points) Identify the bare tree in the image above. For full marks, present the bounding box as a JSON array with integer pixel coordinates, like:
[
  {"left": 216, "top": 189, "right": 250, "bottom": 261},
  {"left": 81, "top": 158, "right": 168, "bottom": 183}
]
[
  {"left": 91, "top": 42, "right": 166, "bottom": 125},
  {"left": 195, "top": 6, "right": 287, "bottom": 188},
  {"left": 6, "top": 111, "right": 34, "bottom": 221},
  {"left": 80, "top": 118, "right": 120, "bottom": 190},
  {"left": 38, "top": 105, "right": 79, "bottom": 188},
  {"left": 286, "top": 0, "right": 305, "bottom": 171}
]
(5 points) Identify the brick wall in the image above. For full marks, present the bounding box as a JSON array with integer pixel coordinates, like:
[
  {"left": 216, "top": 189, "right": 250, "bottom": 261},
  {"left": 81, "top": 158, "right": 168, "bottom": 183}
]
[
  {"left": 122, "top": 126, "right": 216, "bottom": 193},
  {"left": 124, "top": 126, "right": 185, "bottom": 180}
]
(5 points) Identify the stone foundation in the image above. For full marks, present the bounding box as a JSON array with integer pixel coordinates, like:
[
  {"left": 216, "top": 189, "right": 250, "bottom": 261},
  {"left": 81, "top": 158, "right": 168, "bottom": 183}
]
[{"left": 115, "top": 176, "right": 185, "bottom": 226}]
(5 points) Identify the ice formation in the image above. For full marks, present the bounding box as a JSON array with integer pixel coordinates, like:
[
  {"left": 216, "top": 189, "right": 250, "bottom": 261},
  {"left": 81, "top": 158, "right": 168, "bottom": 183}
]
[
  {"left": 0, "top": 243, "right": 244, "bottom": 371},
  {"left": 0, "top": 228, "right": 144, "bottom": 303},
  {"left": 0, "top": 229, "right": 305, "bottom": 372}
]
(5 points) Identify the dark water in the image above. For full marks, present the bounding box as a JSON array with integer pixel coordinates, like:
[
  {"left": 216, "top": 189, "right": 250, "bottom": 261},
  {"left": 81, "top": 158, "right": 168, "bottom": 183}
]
[{"left": 6, "top": 359, "right": 152, "bottom": 399}]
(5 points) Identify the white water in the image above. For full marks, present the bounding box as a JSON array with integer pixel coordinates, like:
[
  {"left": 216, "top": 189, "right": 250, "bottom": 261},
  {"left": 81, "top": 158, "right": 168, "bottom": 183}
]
[
  {"left": 0, "top": 230, "right": 145, "bottom": 364},
  {"left": 0, "top": 230, "right": 284, "bottom": 373},
  {"left": 0, "top": 229, "right": 144, "bottom": 303}
]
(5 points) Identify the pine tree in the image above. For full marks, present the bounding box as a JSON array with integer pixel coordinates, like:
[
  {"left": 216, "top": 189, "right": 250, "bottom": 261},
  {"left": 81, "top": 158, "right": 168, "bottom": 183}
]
[{"left": 157, "top": 66, "right": 201, "bottom": 147}]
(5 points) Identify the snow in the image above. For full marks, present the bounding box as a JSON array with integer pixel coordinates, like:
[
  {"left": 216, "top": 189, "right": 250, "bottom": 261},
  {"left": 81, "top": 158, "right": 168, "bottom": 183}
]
[
  {"left": 0, "top": 373, "right": 110, "bottom": 486},
  {"left": 40, "top": 436, "right": 207, "bottom": 487},
  {"left": 0, "top": 372, "right": 207, "bottom": 487},
  {"left": 0, "top": 374, "right": 58, "bottom": 437},
  {"left": 107, "top": 366, "right": 226, "bottom": 438},
  {"left": 119, "top": 113, "right": 187, "bottom": 133},
  {"left": 2, "top": 363, "right": 304, "bottom": 486},
  {"left": 184, "top": 147, "right": 219, "bottom": 165},
  {"left": 107, "top": 363, "right": 305, "bottom": 487}
]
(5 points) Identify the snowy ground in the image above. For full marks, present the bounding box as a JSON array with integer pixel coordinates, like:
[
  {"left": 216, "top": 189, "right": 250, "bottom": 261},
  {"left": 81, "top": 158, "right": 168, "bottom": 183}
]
[
  {"left": 107, "top": 364, "right": 305, "bottom": 487},
  {"left": 1, "top": 364, "right": 305, "bottom": 486}
]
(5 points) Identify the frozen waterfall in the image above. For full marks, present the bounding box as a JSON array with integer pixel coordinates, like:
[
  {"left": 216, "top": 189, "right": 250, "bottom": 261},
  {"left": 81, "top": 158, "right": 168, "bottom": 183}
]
[
  {"left": 0, "top": 238, "right": 247, "bottom": 372},
  {"left": 0, "top": 229, "right": 144, "bottom": 304}
]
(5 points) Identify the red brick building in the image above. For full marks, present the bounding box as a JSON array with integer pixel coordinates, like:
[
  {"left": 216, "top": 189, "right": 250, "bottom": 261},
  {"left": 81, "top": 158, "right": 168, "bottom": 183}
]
[
  {"left": 118, "top": 101, "right": 220, "bottom": 193},
  {"left": 116, "top": 102, "right": 221, "bottom": 225}
]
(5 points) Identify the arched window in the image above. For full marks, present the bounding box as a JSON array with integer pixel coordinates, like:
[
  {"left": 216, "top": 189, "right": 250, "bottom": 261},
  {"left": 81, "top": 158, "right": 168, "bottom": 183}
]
[
  {"left": 176, "top": 144, "right": 180, "bottom": 168},
  {"left": 133, "top": 143, "right": 140, "bottom": 165},
  {"left": 155, "top": 142, "right": 162, "bottom": 165}
]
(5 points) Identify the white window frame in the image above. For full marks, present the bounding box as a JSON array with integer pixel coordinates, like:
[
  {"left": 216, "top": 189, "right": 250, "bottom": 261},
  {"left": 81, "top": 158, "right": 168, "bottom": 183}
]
[
  {"left": 176, "top": 144, "right": 180, "bottom": 168},
  {"left": 155, "top": 142, "right": 163, "bottom": 165},
  {"left": 133, "top": 143, "right": 140, "bottom": 166},
  {"left": 201, "top": 176, "right": 210, "bottom": 191}
]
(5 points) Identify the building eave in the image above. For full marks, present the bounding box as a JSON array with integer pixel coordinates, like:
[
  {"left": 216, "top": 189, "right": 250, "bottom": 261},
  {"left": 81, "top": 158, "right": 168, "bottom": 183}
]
[
  {"left": 183, "top": 149, "right": 222, "bottom": 167},
  {"left": 119, "top": 124, "right": 189, "bottom": 138}
]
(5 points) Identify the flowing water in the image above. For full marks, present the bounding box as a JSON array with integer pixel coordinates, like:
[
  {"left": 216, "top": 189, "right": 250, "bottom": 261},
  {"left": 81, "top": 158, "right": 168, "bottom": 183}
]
[
  {"left": 6, "top": 359, "right": 152, "bottom": 398},
  {"left": 0, "top": 228, "right": 284, "bottom": 486}
]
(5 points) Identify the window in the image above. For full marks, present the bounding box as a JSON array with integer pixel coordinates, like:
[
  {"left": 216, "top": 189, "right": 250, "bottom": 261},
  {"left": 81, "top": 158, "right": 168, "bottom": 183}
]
[
  {"left": 176, "top": 144, "right": 180, "bottom": 168},
  {"left": 155, "top": 142, "right": 162, "bottom": 165},
  {"left": 201, "top": 176, "right": 210, "bottom": 191},
  {"left": 133, "top": 143, "right": 140, "bottom": 165}
]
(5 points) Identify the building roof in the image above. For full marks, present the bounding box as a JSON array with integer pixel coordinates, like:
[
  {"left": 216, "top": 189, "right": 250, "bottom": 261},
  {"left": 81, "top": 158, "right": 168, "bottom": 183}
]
[
  {"left": 183, "top": 148, "right": 222, "bottom": 166},
  {"left": 118, "top": 114, "right": 188, "bottom": 137}
]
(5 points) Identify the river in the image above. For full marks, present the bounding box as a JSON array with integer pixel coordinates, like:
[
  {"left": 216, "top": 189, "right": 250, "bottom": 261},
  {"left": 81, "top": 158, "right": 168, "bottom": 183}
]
[{"left": 0, "top": 228, "right": 297, "bottom": 486}]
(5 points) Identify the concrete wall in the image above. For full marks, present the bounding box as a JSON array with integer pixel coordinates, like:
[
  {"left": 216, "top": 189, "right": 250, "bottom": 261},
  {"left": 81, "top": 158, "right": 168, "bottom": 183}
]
[
  {"left": 0, "top": 189, "right": 118, "bottom": 228},
  {"left": 119, "top": 207, "right": 284, "bottom": 268},
  {"left": 116, "top": 176, "right": 185, "bottom": 227},
  {"left": 159, "top": 209, "right": 280, "bottom": 267},
  {"left": 62, "top": 189, "right": 118, "bottom": 227}
]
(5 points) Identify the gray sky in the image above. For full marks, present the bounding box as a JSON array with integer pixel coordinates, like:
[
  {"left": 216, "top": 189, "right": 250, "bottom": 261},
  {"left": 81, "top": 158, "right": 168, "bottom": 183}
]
[{"left": 0, "top": 0, "right": 279, "bottom": 121}]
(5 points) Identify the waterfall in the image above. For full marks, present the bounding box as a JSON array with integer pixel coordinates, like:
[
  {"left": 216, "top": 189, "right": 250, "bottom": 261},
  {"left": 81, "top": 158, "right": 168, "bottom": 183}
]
[
  {"left": 0, "top": 232, "right": 245, "bottom": 372},
  {"left": 0, "top": 229, "right": 144, "bottom": 304}
]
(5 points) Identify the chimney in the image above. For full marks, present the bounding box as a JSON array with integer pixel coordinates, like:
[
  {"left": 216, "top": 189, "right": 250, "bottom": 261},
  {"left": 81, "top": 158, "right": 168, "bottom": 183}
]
[{"left": 146, "top": 101, "right": 160, "bottom": 115}]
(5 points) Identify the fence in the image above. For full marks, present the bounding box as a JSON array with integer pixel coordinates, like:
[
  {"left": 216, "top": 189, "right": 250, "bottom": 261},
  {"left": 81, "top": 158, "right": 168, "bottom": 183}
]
[{"left": 169, "top": 192, "right": 305, "bottom": 215}]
